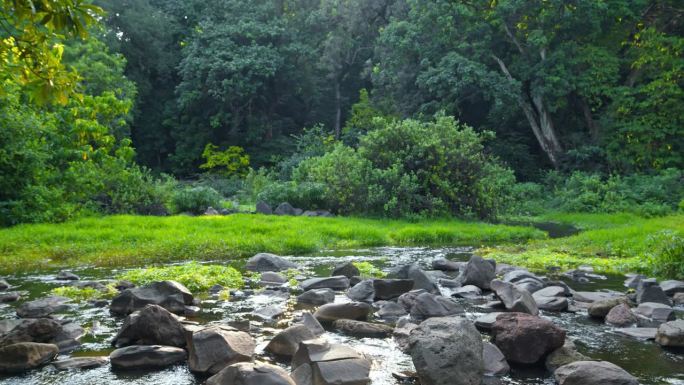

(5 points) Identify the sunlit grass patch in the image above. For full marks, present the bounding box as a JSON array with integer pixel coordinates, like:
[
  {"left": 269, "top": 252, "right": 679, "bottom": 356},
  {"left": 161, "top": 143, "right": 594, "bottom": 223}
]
[{"left": 116, "top": 261, "right": 244, "bottom": 292}]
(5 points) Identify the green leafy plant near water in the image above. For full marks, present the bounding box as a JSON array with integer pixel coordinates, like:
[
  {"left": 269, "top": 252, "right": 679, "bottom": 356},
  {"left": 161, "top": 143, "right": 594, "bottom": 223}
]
[
  {"left": 353, "top": 261, "right": 387, "bottom": 278},
  {"left": 116, "top": 262, "right": 244, "bottom": 292},
  {"left": 51, "top": 285, "right": 118, "bottom": 302}
]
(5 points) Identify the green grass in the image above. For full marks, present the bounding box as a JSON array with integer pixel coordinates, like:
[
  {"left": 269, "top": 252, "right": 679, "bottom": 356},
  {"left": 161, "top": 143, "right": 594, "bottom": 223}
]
[
  {"left": 483, "top": 213, "right": 684, "bottom": 279},
  {"left": 117, "top": 262, "right": 244, "bottom": 292},
  {"left": 0, "top": 214, "right": 544, "bottom": 273}
]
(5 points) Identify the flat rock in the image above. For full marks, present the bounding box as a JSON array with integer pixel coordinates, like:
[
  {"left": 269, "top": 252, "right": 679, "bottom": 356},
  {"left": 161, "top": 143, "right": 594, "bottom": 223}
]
[
  {"left": 314, "top": 302, "right": 371, "bottom": 322},
  {"left": 245, "top": 253, "right": 297, "bottom": 272},
  {"left": 633, "top": 302, "right": 675, "bottom": 326},
  {"left": 207, "top": 362, "right": 295, "bottom": 385},
  {"left": 614, "top": 328, "right": 657, "bottom": 340},
  {"left": 475, "top": 312, "right": 504, "bottom": 331},
  {"left": 301, "top": 276, "right": 350, "bottom": 291},
  {"left": 660, "top": 280, "right": 684, "bottom": 296},
  {"left": 260, "top": 272, "right": 287, "bottom": 286},
  {"left": 554, "top": 360, "right": 638, "bottom": 385},
  {"left": 16, "top": 296, "right": 71, "bottom": 318},
  {"left": 333, "top": 319, "right": 393, "bottom": 338},
  {"left": 574, "top": 291, "right": 624, "bottom": 304},
  {"left": 187, "top": 325, "right": 255, "bottom": 374},
  {"left": 110, "top": 281, "right": 193, "bottom": 316},
  {"left": 297, "top": 288, "right": 335, "bottom": 306},
  {"left": 431, "top": 258, "right": 462, "bottom": 272},
  {"left": 56, "top": 271, "right": 80, "bottom": 281},
  {"left": 452, "top": 285, "right": 483, "bottom": 299},
  {"left": 52, "top": 356, "right": 109, "bottom": 370},
  {"left": 110, "top": 345, "right": 186, "bottom": 370},
  {"left": 0, "top": 342, "right": 58, "bottom": 373}
]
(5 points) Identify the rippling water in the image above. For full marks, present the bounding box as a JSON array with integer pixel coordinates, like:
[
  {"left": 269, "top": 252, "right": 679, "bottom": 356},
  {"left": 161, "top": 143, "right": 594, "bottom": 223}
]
[{"left": 0, "top": 246, "right": 682, "bottom": 385}]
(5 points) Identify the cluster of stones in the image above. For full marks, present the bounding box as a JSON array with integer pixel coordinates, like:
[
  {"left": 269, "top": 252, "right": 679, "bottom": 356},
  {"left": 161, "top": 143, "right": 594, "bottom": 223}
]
[
  {"left": 255, "top": 201, "right": 333, "bottom": 217},
  {"left": 1, "top": 253, "right": 682, "bottom": 385}
]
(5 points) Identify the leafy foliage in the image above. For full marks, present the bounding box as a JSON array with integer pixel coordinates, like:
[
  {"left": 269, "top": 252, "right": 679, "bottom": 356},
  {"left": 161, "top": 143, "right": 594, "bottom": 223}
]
[
  {"left": 200, "top": 144, "right": 250, "bottom": 177},
  {"left": 51, "top": 284, "right": 117, "bottom": 302},
  {"left": 171, "top": 186, "right": 222, "bottom": 215},
  {"left": 117, "top": 261, "right": 244, "bottom": 292},
  {"left": 353, "top": 261, "right": 387, "bottom": 278}
]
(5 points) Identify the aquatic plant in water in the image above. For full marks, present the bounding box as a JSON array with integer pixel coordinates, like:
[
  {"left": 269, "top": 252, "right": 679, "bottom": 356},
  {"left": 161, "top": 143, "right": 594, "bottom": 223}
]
[{"left": 117, "top": 261, "right": 244, "bottom": 292}]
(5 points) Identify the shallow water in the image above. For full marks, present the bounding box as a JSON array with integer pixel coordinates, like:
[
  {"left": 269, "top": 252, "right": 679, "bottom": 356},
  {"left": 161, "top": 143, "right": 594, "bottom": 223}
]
[{"left": 0, "top": 246, "right": 682, "bottom": 385}]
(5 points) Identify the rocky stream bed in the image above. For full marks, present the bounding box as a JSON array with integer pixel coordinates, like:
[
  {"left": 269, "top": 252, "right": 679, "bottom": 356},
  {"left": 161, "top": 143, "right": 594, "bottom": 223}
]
[{"left": 0, "top": 247, "right": 682, "bottom": 385}]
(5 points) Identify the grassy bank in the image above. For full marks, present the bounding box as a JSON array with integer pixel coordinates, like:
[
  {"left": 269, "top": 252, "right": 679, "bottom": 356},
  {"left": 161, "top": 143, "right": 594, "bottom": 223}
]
[
  {"left": 0, "top": 214, "right": 544, "bottom": 273},
  {"left": 484, "top": 213, "right": 684, "bottom": 279}
]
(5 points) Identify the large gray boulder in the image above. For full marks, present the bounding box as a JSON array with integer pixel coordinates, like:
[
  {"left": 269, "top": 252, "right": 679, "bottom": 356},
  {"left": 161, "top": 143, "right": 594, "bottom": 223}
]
[
  {"left": 588, "top": 298, "right": 628, "bottom": 319},
  {"left": 373, "top": 279, "right": 414, "bottom": 300},
  {"left": 297, "top": 289, "right": 335, "bottom": 306},
  {"left": 347, "top": 280, "right": 375, "bottom": 302},
  {"left": 301, "top": 276, "right": 350, "bottom": 291},
  {"left": 408, "top": 317, "right": 483, "bottom": 385},
  {"left": 633, "top": 302, "right": 675, "bottom": 327},
  {"left": 256, "top": 201, "right": 273, "bottom": 215},
  {"left": 637, "top": 279, "right": 671, "bottom": 305},
  {"left": 265, "top": 324, "right": 317, "bottom": 357},
  {"left": 314, "top": 302, "right": 371, "bottom": 323},
  {"left": 187, "top": 325, "right": 255, "bottom": 374},
  {"left": 492, "top": 313, "right": 565, "bottom": 364},
  {"left": 459, "top": 256, "right": 496, "bottom": 290},
  {"left": 246, "top": 253, "right": 297, "bottom": 272},
  {"left": 291, "top": 338, "right": 371, "bottom": 385},
  {"left": 274, "top": 202, "right": 297, "bottom": 216},
  {"left": 409, "top": 292, "right": 464, "bottom": 321},
  {"left": 655, "top": 319, "right": 684, "bottom": 347},
  {"left": 0, "top": 318, "right": 83, "bottom": 353},
  {"left": 16, "top": 296, "right": 71, "bottom": 318},
  {"left": 52, "top": 357, "right": 109, "bottom": 371},
  {"left": 110, "top": 345, "right": 186, "bottom": 370},
  {"left": 332, "top": 262, "right": 360, "bottom": 279},
  {"left": 554, "top": 361, "right": 639, "bottom": 385},
  {"left": 332, "top": 319, "right": 393, "bottom": 338},
  {"left": 0, "top": 342, "right": 58, "bottom": 373},
  {"left": 112, "top": 304, "right": 186, "bottom": 348},
  {"left": 490, "top": 280, "right": 539, "bottom": 315},
  {"left": 405, "top": 264, "right": 440, "bottom": 294},
  {"left": 110, "top": 281, "right": 193, "bottom": 316},
  {"left": 207, "top": 362, "right": 296, "bottom": 385}
]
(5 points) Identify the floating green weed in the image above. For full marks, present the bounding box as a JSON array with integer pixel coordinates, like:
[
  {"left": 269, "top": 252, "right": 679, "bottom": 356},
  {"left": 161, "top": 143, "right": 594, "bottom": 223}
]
[{"left": 117, "top": 261, "right": 244, "bottom": 292}]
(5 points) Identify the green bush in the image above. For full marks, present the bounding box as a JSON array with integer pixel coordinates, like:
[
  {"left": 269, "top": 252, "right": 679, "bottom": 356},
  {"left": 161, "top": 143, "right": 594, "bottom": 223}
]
[
  {"left": 171, "top": 186, "right": 222, "bottom": 214},
  {"left": 295, "top": 115, "right": 515, "bottom": 219},
  {"left": 647, "top": 231, "right": 684, "bottom": 280},
  {"left": 117, "top": 261, "right": 244, "bottom": 292},
  {"left": 257, "top": 181, "right": 327, "bottom": 210},
  {"left": 197, "top": 174, "right": 245, "bottom": 198}
]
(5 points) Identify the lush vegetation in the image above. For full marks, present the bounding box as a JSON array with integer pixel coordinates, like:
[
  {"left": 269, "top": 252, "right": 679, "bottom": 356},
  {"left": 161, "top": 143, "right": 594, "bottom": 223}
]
[
  {"left": 0, "top": 215, "right": 543, "bottom": 273},
  {"left": 117, "top": 262, "right": 244, "bottom": 292},
  {"left": 0, "top": 1, "right": 682, "bottom": 278}
]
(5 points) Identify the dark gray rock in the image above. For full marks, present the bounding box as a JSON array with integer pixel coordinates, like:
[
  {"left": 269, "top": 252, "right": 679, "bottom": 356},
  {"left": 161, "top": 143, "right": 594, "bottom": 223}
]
[
  {"left": 56, "top": 271, "right": 80, "bottom": 281},
  {"left": 260, "top": 272, "right": 287, "bottom": 286},
  {"left": 291, "top": 338, "right": 371, "bottom": 385},
  {"left": 110, "top": 281, "right": 193, "bottom": 316},
  {"left": 655, "top": 319, "right": 684, "bottom": 347},
  {"left": 301, "top": 276, "right": 350, "bottom": 291},
  {"left": 16, "top": 296, "right": 71, "bottom": 318},
  {"left": 574, "top": 291, "right": 624, "bottom": 303},
  {"left": 110, "top": 345, "right": 186, "bottom": 370},
  {"left": 492, "top": 313, "right": 565, "bottom": 364},
  {"left": 459, "top": 256, "right": 496, "bottom": 290},
  {"left": 112, "top": 304, "right": 186, "bottom": 348},
  {"left": 252, "top": 304, "right": 286, "bottom": 321},
  {"left": 332, "top": 262, "right": 360, "bottom": 279},
  {"left": 0, "top": 342, "right": 58, "bottom": 373},
  {"left": 490, "top": 280, "right": 539, "bottom": 315},
  {"left": 347, "top": 280, "right": 375, "bottom": 302},
  {"left": 554, "top": 360, "right": 639, "bottom": 385},
  {"left": 0, "top": 319, "right": 23, "bottom": 335},
  {"left": 373, "top": 279, "right": 414, "bottom": 300},
  {"left": 545, "top": 339, "right": 588, "bottom": 373},
  {"left": 483, "top": 342, "right": 509, "bottom": 377},
  {"left": 405, "top": 264, "right": 440, "bottom": 294},
  {"left": 187, "top": 325, "right": 255, "bottom": 374},
  {"left": 475, "top": 312, "right": 504, "bottom": 332},
  {"left": 300, "top": 312, "right": 325, "bottom": 337},
  {"left": 409, "top": 317, "right": 483, "bottom": 385},
  {"left": 674, "top": 292, "right": 684, "bottom": 305},
  {"left": 409, "top": 292, "right": 464, "bottom": 321},
  {"left": 624, "top": 275, "right": 646, "bottom": 289},
  {"left": 246, "top": 253, "right": 297, "bottom": 272},
  {"left": 274, "top": 202, "right": 296, "bottom": 216},
  {"left": 637, "top": 279, "right": 671, "bottom": 305},
  {"left": 451, "top": 285, "right": 482, "bottom": 299},
  {"left": 332, "top": 319, "right": 393, "bottom": 338},
  {"left": 266, "top": 324, "right": 317, "bottom": 357},
  {"left": 52, "top": 356, "right": 108, "bottom": 370},
  {"left": 605, "top": 303, "right": 637, "bottom": 327},
  {"left": 533, "top": 290, "right": 569, "bottom": 312},
  {"left": 0, "top": 318, "right": 83, "bottom": 352},
  {"left": 297, "top": 289, "right": 335, "bottom": 306},
  {"left": 534, "top": 286, "right": 568, "bottom": 298},
  {"left": 588, "top": 297, "right": 628, "bottom": 319},
  {"left": 661, "top": 280, "right": 684, "bottom": 296},
  {"left": 431, "top": 258, "right": 463, "bottom": 272},
  {"left": 0, "top": 279, "right": 9, "bottom": 290},
  {"left": 256, "top": 201, "right": 273, "bottom": 215},
  {"left": 0, "top": 292, "right": 18, "bottom": 303},
  {"left": 397, "top": 290, "right": 427, "bottom": 311},
  {"left": 515, "top": 278, "right": 546, "bottom": 294},
  {"left": 633, "top": 302, "right": 675, "bottom": 326},
  {"left": 376, "top": 302, "right": 408, "bottom": 320},
  {"left": 207, "top": 362, "right": 295, "bottom": 385},
  {"left": 314, "top": 302, "right": 371, "bottom": 323}
]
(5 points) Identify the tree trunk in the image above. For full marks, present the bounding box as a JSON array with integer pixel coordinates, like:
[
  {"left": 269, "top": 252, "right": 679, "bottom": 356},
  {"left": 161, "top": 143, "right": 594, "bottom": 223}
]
[
  {"left": 334, "top": 81, "right": 342, "bottom": 138},
  {"left": 492, "top": 55, "right": 563, "bottom": 168},
  {"left": 578, "top": 97, "right": 599, "bottom": 142}
]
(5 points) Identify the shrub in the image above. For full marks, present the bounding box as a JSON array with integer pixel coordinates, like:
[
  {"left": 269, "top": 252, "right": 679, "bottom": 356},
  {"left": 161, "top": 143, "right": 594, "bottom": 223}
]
[
  {"left": 647, "top": 231, "right": 684, "bottom": 280},
  {"left": 197, "top": 174, "right": 245, "bottom": 198},
  {"left": 200, "top": 143, "right": 250, "bottom": 177},
  {"left": 171, "top": 186, "right": 222, "bottom": 214},
  {"left": 256, "top": 181, "right": 327, "bottom": 210}
]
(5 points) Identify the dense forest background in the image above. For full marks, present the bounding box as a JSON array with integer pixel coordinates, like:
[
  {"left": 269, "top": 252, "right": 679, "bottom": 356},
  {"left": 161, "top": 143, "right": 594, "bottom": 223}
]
[{"left": 1, "top": 0, "right": 683, "bottom": 225}]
